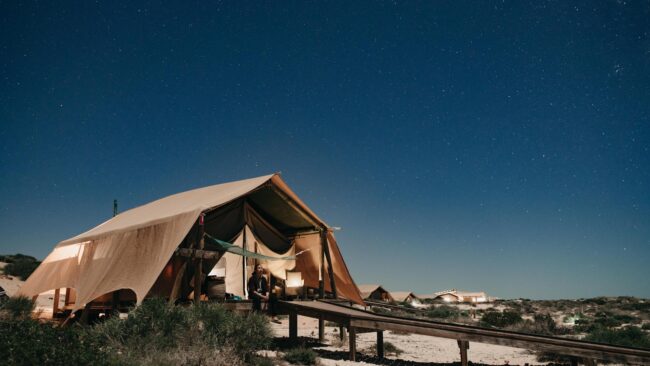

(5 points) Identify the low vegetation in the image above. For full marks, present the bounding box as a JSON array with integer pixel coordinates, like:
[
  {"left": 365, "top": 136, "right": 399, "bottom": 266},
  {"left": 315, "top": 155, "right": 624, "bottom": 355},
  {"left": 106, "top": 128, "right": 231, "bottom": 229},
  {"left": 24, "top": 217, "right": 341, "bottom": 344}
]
[
  {"left": 283, "top": 347, "right": 319, "bottom": 365},
  {"left": 585, "top": 326, "right": 650, "bottom": 349},
  {"left": 480, "top": 310, "right": 523, "bottom": 328},
  {"left": 0, "top": 297, "right": 272, "bottom": 365},
  {"left": 1, "top": 254, "right": 41, "bottom": 280},
  {"left": 367, "top": 295, "right": 650, "bottom": 363}
]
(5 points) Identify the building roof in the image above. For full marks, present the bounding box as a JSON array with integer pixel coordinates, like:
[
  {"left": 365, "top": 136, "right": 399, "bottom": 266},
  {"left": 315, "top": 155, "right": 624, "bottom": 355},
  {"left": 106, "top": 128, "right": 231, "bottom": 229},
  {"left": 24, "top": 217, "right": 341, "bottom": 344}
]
[{"left": 432, "top": 289, "right": 487, "bottom": 299}]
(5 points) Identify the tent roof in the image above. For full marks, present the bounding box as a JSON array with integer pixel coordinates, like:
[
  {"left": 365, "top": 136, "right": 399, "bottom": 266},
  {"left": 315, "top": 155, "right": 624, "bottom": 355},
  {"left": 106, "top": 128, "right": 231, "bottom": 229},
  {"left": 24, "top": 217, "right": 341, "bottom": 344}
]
[
  {"left": 389, "top": 291, "right": 419, "bottom": 302},
  {"left": 60, "top": 173, "right": 324, "bottom": 246},
  {"left": 20, "top": 173, "right": 364, "bottom": 308},
  {"left": 358, "top": 284, "right": 392, "bottom": 299}
]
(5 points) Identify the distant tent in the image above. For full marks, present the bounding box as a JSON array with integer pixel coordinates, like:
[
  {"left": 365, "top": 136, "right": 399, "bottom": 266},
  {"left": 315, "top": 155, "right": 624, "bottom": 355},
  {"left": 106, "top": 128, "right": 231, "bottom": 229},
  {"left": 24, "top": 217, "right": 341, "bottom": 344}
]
[
  {"left": 358, "top": 284, "right": 393, "bottom": 302},
  {"left": 389, "top": 291, "right": 419, "bottom": 303},
  {"left": 20, "top": 174, "right": 364, "bottom": 310}
]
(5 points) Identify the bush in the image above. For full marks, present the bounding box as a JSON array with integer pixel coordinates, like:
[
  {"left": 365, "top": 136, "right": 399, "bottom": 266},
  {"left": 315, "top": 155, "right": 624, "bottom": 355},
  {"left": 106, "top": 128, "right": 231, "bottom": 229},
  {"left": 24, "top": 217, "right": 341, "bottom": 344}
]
[
  {"left": 0, "top": 318, "right": 110, "bottom": 365},
  {"left": 0, "top": 296, "right": 35, "bottom": 319},
  {"left": 284, "top": 347, "right": 318, "bottom": 365},
  {"left": 92, "top": 298, "right": 271, "bottom": 363},
  {"left": 508, "top": 314, "right": 567, "bottom": 336},
  {"left": 425, "top": 305, "right": 459, "bottom": 319},
  {"left": 3, "top": 258, "right": 40, "bottom": 280},
  {"left": 0, "top": 298, "right": 272, "bottom": 366},
  {"left": 642, "top": 323, "right": 650, "bottom": 331},
  {"left": 480, "top": 310, "right": 523, "bottom": 328},
  {"left": 585, "top": 326, "right": 650, "bottom": 349}
]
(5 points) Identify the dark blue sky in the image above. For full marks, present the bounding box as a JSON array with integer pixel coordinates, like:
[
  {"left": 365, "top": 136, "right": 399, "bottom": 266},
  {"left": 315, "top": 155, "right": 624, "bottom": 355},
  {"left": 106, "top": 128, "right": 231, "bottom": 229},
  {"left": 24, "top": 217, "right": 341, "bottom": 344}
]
[{"left": 1, "top": 1, "right": 649, "bottom": 299}]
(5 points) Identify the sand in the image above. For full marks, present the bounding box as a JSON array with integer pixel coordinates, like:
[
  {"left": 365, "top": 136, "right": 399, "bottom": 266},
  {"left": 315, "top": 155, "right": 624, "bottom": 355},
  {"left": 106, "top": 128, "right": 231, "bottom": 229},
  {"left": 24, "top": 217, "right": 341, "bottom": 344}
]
[{"left": 270, "top": 315, "right": 546, "bottom": 366}]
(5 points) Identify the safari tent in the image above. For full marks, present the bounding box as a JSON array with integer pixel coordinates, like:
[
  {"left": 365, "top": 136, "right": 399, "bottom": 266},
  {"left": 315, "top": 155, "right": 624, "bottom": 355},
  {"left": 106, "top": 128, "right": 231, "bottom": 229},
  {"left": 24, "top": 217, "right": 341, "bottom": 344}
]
[
  {"left": 358, "top": 284, "right": 393, "bottom": 302},
  {"left": 389, "top": 291, "right": 419, "bottom": 303},
  {"left": 19, "top": 174, "right": 364, "bottom": 314}
]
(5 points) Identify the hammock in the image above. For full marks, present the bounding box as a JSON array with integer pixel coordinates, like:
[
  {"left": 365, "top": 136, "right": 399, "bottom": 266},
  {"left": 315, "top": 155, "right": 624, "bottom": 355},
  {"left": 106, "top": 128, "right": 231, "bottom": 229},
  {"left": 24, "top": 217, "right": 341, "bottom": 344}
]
[{"left": 204, "top": 233, "right": 307, "bottom": 261}]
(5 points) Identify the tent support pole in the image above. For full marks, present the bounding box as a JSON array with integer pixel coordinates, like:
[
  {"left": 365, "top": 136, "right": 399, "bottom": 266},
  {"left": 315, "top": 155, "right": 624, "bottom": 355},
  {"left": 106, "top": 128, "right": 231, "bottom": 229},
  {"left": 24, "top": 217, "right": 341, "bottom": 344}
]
[
  {"left": 243, "top": 226, "right": 248, "bottom": 298},
  {"left": 112, "top": 290, "right": 119, "bottom": 314},
  {"left": 79, "top": 303, "right": 91, "bottom": 324},
  {"left": 321, "top": 229, "right": 337, "bottom": 298},
  {"left": 169, "top": 262, "right": 188, "bottom": 304},
  {"left": 52, "top": 288, "right": 60, "bottom": 318},
  {"left": 194, "top": 214, "right": 205, "bottom": 305},
  {"left": 319, "top": 232, "right": 325, "bottom": 298}
]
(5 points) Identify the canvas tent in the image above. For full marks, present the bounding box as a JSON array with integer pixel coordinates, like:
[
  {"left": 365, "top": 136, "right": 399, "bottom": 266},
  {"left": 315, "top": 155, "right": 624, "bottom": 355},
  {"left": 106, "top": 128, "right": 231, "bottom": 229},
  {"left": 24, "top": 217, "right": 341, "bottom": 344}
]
[
  {"left": 19, "top": 174, "right": 364, "bottom": 310},
  {"left": 358, "top": 284, "right": 393, "bottom": 302},
  {"left": 389, "top": 291, "right": 419, "bottom": 303}
]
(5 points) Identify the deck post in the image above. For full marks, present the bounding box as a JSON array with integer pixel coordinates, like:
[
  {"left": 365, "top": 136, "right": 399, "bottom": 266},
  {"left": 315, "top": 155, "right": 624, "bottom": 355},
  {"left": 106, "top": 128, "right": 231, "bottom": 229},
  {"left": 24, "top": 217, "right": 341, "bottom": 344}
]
[
  {"left": 289, "top": 311, "right": 298, "bottom": 341},
  {"left": 318, "top": 315, "right": 325, "bottom": 343},
  {"left": 349, "top": 326, "right": 357, "bottom": 361},
  {"left": 194, "top": 214, "right": 205, "bottom": 305},
  {"left": 339, "top": 326, "right": 347, "bottom": 341},
  {"left": 457, "top": 340, "right": 469, "bottom": 366},
  {"left": 52, "top": 288, "right": 60, "bottom": 317},
  {"left": 377, "top": 330, "right": 384, "bottom": 359}
]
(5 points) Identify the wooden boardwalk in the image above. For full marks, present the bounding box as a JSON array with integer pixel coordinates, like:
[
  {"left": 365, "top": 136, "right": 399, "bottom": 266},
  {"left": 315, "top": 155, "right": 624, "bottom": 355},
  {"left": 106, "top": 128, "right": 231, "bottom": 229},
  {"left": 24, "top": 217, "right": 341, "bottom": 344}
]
[{"left": 279, "top": 300, "right": 650, "bottom": 365}]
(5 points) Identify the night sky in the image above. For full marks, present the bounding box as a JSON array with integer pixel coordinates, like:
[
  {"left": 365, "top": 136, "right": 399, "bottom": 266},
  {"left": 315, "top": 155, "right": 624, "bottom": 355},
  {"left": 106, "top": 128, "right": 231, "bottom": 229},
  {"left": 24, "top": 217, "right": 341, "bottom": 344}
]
[{"left": 1, "top": 1, "right": 649, "bottom": 299}]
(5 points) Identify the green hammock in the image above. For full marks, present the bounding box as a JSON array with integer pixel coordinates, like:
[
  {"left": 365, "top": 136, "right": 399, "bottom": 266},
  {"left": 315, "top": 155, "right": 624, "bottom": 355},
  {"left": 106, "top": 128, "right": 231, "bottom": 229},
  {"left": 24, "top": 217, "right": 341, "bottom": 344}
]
[{"left": 204, "top": 233, "right": 301, "bottom": 261}]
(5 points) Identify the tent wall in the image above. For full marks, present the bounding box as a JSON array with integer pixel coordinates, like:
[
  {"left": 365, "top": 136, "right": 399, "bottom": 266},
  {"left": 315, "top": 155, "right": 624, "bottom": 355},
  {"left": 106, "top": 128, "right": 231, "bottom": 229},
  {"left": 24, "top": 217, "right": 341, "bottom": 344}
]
[{"left": 20, "top": 210, "right": 200, "bottom": 310}]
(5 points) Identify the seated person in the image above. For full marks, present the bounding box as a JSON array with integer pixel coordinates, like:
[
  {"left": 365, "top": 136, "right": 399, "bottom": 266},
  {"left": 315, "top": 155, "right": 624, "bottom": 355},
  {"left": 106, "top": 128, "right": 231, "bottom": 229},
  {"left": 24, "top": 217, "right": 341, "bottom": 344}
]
[{"left": 247, "top": 264, "right": 268, "bottom": 311}]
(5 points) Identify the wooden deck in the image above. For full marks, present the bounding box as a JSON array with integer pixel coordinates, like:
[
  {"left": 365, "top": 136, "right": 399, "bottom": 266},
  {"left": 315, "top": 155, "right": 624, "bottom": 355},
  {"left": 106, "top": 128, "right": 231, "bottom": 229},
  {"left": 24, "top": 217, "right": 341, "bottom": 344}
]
[{"left": 279, "top": 300, "right": 650, "bottom": 365}]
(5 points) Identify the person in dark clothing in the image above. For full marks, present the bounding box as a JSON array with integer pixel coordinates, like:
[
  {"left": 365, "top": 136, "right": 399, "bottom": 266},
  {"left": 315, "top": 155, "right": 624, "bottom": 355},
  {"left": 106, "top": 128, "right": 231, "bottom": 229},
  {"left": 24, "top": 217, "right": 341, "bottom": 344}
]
[{"left": 247, "top": 264, "right": 268, "bottom": 312}]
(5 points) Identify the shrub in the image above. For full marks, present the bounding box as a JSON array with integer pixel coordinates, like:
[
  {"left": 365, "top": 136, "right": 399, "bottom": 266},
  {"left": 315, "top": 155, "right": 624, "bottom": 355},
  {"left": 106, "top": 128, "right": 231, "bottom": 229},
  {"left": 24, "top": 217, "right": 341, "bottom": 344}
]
[
  {"left": 249, "top": 355, "right": 275, "bottom": 366},
  {"left": 480, "top": 310, "right": 523, "bottom": 328},
  {"left": 0, "top": 296, "right": 35, "bottom": 319},
  {"left": 284, "top": 347, "right": 318, "bottom": 365},
  {"left": 585, "top": 326, "right": 650, "bottom": 349},
  {"left": 0, "top": 318, "right": 109, "bottom": 365},
  {"left": 3, "top": 258, "right": 40, "bottom": 280},
  {"left": 425, "top": 305, "right": 459, "bottom": 319},
  {"left": 92, "top": 298, "right": 272, "bottom": 362},
  {"left": 642, "top": 323, "right": 650, "bottom": 331}
]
